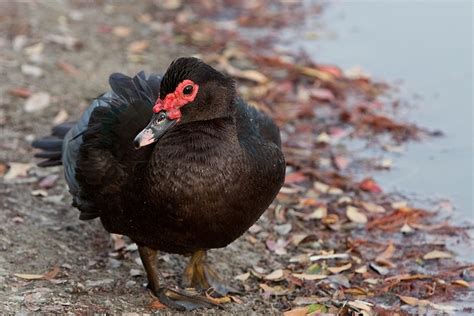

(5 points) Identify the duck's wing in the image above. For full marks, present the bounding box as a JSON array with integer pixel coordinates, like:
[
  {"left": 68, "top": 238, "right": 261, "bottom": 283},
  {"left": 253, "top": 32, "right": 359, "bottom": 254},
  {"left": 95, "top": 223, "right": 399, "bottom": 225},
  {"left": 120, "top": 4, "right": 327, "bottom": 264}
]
[
  {"left": 66, "top": 72, "right": 161, "bottom": 220},
  {"left": 234, "top": 97, "right": 282, "bottom": 149}
]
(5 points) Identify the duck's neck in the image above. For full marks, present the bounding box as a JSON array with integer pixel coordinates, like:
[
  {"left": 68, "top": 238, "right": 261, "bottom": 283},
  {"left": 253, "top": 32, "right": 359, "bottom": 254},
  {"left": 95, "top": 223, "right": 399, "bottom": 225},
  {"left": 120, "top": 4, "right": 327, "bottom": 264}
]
[{"left": 150, "top": 116, "right": 240, "bottom": 166}]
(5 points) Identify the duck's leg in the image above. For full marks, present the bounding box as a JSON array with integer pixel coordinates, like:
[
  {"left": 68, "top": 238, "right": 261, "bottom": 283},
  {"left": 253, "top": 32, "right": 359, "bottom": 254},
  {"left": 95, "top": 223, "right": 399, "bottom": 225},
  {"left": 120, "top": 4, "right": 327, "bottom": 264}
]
[
  {"left": 138, "top": 245, "right": 218, "bottom": 311},
  {"left": 183, "top": 250, "right": 240, "bottom": 296}
]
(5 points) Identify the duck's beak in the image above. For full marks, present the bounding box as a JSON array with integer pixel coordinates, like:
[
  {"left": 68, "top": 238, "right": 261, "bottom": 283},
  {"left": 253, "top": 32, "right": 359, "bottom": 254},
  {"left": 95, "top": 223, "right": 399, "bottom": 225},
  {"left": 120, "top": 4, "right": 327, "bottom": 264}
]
[{"left": 133, "top": 112, "right": 176, "bottom": 149}]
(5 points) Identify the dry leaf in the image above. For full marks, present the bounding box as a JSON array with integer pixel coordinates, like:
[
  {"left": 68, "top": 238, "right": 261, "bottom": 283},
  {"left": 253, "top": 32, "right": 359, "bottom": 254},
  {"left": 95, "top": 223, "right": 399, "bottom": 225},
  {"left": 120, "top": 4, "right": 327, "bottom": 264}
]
[
  {"left": 13, "top": 273, "right": 44, "bottom": 280},
  {"left": 283, "top": 307, "right": 308, "bottom": 316},
  {"left": 14, "top": 266, "right": 60, "bottom": 280},
  {"left": 308, "top": 206, "right": 327, "bottom": 219},
  {"left": 24, "top": 92, "right": 51, "bottom": 113},
  {"left": 423, "top": 250, "right": 452, "bottom": 260},
  {"left": 375, "top": 242, "right": 395, "bottom": 265},
  {"left": 264, "top": 269, "right": 285, "bottom": 281},
  {"left": 355, "top": 265, "right": 367, "bottom": 274},
  {"left": 234, "top": 272, "right": 250, "bottom": 281},
  {"left": 128, "top": 40, "right": 149, "bottom": 54},
  {"left": 113, "top": 26, "right": 132, "bottom": 37},
  {"left": 259, "top": 283, "right": 288, "bottom": 296},
  {"left": 292, "top": 273, "right": 327, "bottom": 281},
  {"left": 328, "top": 263, "right": 352, "bottom": 274},
  {"left": 398, "top": 295, "right": 455, "bottom": 312},
  {"left": 346, "top": 206, "right": 368, "bottom": 224},
  {"left": 361, "top": 202, "right": 385, "bottom": 213},
  {"left": 452, "top": 280, "right": 470, "bottom": 288},
  {"left": 310, "top": 253, "right": 349, "bottom": 262},
  {"left": 4, "top": 163, "right": 33, "bottom": 180},
  {"left": 53, "top": 109, "right": 69, "bottom": 125},
  {"left": 359, "top": 178, "right": 382, "bottom": 193}
]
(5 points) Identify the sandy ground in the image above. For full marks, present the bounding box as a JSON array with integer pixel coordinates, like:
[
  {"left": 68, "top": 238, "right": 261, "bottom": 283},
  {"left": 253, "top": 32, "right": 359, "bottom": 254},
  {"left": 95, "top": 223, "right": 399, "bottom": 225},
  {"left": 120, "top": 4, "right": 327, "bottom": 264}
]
[{"left": 0, "top": 1, "right": 278, "bottom": 314}]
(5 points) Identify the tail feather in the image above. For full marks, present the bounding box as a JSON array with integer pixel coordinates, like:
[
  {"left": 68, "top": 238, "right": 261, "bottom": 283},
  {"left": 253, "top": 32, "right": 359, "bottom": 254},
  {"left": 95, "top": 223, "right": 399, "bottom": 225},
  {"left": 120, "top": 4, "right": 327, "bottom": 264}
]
[{"left": 32, "top": 122, "right": 76, "bottom": 167}]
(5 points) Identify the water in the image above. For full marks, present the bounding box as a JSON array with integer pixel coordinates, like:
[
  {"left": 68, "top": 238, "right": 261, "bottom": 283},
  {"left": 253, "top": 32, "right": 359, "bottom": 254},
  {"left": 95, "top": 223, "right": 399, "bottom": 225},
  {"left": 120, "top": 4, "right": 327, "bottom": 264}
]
[{"left": 282, "top": 1, "right": 472, "bottom": 221}]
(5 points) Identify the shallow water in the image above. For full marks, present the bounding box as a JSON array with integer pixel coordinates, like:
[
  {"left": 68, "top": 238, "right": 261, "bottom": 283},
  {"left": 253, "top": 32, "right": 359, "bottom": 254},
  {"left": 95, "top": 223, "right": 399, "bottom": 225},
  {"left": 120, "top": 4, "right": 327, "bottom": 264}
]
[{"left": 282, "top": 1, "right": 472, "bottom": 222}]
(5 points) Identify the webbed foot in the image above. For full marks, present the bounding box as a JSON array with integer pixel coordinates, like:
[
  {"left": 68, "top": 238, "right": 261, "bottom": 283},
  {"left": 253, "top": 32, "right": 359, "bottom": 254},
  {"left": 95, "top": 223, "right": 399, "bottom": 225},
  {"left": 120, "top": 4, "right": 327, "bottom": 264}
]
[{"left": 184, "top": 250, "right": 241, "bottom": 296}]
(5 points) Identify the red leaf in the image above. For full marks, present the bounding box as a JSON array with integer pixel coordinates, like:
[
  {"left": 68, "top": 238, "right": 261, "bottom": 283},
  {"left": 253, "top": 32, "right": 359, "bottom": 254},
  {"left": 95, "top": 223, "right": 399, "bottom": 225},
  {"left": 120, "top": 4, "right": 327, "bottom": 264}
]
[
  {"left": 284, "top": 172, "right": 307, "bottom": 184},
  {"left": 359, "top": 178, "right": 382, "bottom": 193}
]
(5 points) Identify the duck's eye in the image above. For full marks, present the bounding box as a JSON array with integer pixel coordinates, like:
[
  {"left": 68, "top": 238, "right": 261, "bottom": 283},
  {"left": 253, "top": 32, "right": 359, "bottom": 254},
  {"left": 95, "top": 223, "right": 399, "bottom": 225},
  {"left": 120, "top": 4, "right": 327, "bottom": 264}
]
[
  {"left": 157, "top": 112, "right": 166, "bottom": 123},
  {"left": 183, "top": 85, "right": 193, "bottom": 95}
]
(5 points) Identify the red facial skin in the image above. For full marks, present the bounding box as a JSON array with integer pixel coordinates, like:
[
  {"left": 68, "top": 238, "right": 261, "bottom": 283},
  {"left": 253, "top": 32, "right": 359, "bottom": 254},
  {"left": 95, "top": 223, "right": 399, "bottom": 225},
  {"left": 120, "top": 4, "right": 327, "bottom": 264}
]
[{"left": 153, "top": 79, "right": 199, "bottom": 121}]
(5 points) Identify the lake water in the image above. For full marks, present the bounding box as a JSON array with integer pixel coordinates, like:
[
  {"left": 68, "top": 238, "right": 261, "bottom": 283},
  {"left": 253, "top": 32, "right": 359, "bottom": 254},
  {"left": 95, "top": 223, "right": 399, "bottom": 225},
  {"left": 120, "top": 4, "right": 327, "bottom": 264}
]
[{"left": 280, "top": 1, "right": 472, "bottom": 223}]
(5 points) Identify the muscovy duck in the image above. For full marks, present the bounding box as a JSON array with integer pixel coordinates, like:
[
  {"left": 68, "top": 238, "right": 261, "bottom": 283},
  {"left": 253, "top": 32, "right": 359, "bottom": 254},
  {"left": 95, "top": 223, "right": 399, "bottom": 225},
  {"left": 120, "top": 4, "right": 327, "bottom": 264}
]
[{"left": 33, "top": 57, "right": 285, "bottom": 310}]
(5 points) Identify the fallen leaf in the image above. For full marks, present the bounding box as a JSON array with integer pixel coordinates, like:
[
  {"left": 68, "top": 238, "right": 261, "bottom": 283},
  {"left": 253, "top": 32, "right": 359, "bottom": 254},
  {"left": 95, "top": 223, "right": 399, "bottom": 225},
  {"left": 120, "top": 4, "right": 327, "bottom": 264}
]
[
  {"left": 328, "top": 263, "right": 352, "bottom": 274},
  {"left": 310, "top": 253, "right": 349, "bottom": 262},
  {"left": 24, "top": 92, "right": 51, "bottom": 113},
  {"left": 46, "top": 34, "right": 83, "bottom": 50},
  {"left": 4, "top": 163, "right": 33, "bottom": 180},
  {"left": 21, "top": 64, "right": 43, "bottom": 77},
  {"left": 13, "top": 273, "right": 44, "bottom": 280},
  {"left": 346, "top": 206, "right": 368, "bottom": 224},
  {"left": 307, "top": 206, "right": 327, "bottom": 220},
  {"left": 348, "top": 300, "right": 373, "bottom": 312},
  {"left": 285, "top": 172, "right": 307, "bottom": 184},
  {"left": 361, "top": 202, "right": 385, "bottom": 213},
  {"left": 292, "top": 273, "right": 327, "bottom": 281},
  {"left": 234, "top": 272, "right": 250, "bottom": 281},
  {"left": 57, "top": 61, "right": 80, "bottom": 76},
  {"left": 14, "top": 266, "right": 60, "bottom": 280},
  {"left": 8, "top": 87, "right": 32, "bottom": 98},
  {"left": 53, "top": 109, "right": 69, "bottom": 125},
  {"left": 274, "top": 223, "right": 292, "bottom": 235},
  {"left": 398, "top": 295, "right": 455, "bottom": 312},
  {"left": 283, "top": 307, "right": 307, "bottom": 316},
  {"left": 264, "top": 269, "right": 285, "bottom": 281},
  {"left": 113, "top": 26, "right": 132, "bottom": 37},
  {"left": 369, "top": 263, "right": 389, "bottom": 275},
  {"left": 310, "top": 88, "right": 335, "bottom": 101},
  {"left": 359, "top": 178, "right": 382, "bottom": 193},
  {"left": 423, "top": 250, "right": 452, "bottom": 260},
  {"left": 452, "top": 280, "right": 470, "bottom": 288},
  {"left": 355, "top": 266, "right": 367, "bottom": 274},
  {"left": 259, "top": 283, "right": 288, "bottom": 296},
  {"left": 375, "top": 242, "right": 395, "bottom": 266},
  {"left": 128, "top": 40, "right": 149, "bottom": 54}
]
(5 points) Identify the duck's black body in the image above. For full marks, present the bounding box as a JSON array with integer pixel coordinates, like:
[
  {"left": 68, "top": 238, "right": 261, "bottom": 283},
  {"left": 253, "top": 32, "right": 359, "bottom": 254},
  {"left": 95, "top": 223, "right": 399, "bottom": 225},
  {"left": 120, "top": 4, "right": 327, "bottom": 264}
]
[{"left": 35, "top": 58, "right": 285, "bottom": 256}]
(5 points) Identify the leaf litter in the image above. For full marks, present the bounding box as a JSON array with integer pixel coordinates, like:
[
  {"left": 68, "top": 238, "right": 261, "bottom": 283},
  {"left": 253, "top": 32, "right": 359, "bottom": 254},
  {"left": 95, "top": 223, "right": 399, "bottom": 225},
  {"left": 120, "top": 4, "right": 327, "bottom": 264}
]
[{"left": 2, "top": 0, "right": 471, "bottom": 314}]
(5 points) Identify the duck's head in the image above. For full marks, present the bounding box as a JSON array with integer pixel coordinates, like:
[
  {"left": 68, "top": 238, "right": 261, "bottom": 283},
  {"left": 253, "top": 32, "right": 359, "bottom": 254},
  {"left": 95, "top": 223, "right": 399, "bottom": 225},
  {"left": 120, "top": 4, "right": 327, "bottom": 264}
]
[{"left": 134, "top": 57, "right": 235, "bottom": 149}]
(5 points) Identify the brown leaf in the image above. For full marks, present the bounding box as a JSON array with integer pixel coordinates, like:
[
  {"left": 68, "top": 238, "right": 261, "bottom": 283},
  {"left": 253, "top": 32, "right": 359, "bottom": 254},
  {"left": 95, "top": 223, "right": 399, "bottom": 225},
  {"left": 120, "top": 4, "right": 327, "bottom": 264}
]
[
  {"left": 259, "top": 283, "right": 288, "bottom": 296},
  {"left": 359, "top": 178, "right": 382, "bottom": 193},
  {"left": 283, "top": 307, "right": 308, "bottom": 316},
  {"left": 285, "top": 172, "right": 307, "bottom": 184},
  {"left": 113, "top": 26, "right": 133, "bottom": 37},
  {"left": 57, "top": 61, "right": 80, "bottom": 76},
  {"left": 292, "top": 273, "right": 327, "bottom": 281},
  {"left": 361, "top": 201, "right": 385, "bottom": 213},
  {"left": 8, "top": 87, "right": 31, "bottom": 98},
  {"left": 423, "top": 250, "right": 452, "bottom": 260},
  {"left": 328, "top": 263, "right": 352, "bottom": 274},
  {"left": 24, "top": 92, "right": 51, "bottom": 113},
  {"left": 234, "top": 272, "right": 250, "bottom": 281},
  {"left": 4, "top": 163, "right": 33, "bottom": 180},
  {"left": 452, "top": 279, "right": 470, "bottom": 288},
  {"left": 264, "top": 269, "right": 285, "bottom": 281},
  {"left": 346, "top": 206, "right": 368, "bottom": 224},
  {"left": 128, "top": 40, "right": 149, "bottom": 54},
  {"left": 398, "top": 295, "right": 455, "bottom": 312},
  {"left": 14, "top": 266, "right": 60, "bottom": 280},
  {"left": 375, "top": 242, "right": 395, "bottom": 265}
]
